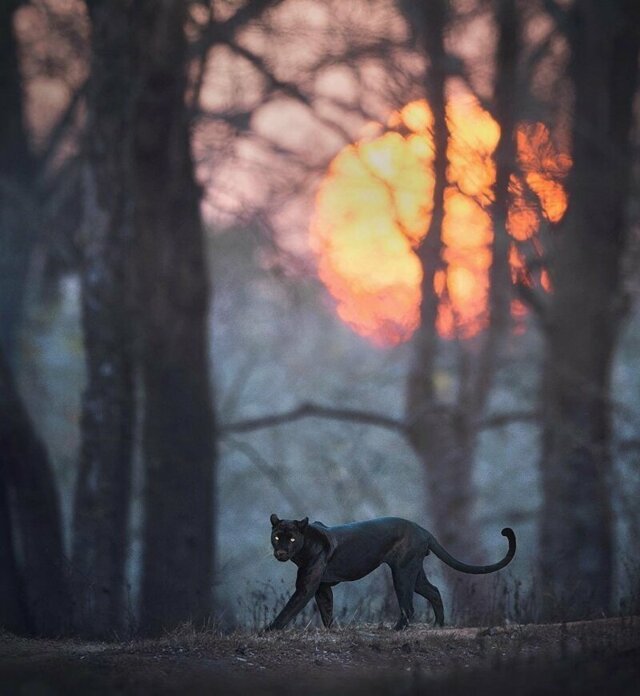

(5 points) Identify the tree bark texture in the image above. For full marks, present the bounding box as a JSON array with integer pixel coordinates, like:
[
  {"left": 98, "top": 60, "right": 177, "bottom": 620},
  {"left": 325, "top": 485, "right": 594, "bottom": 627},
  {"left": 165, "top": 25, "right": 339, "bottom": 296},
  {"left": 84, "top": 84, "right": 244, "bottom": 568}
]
[
  {"left": 131, "top": 0, "right": 217, "bottom": 634},
  {"left": 0, "top": 0, "right": 37, "bottom": 362},
  {"left": 0, "top": 347, "right": 69, "bottom": 635},
  {"left": 538, "top": 0, "right": 640, "bottom": 619},
  {"left": 72, "top": 0, "right": 135, "bottom": 638}
]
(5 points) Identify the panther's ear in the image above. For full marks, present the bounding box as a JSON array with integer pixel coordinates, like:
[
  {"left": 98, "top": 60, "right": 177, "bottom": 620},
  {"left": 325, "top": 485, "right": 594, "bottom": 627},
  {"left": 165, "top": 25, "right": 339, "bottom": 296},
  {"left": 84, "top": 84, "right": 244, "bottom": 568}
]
[
  {"left": 270, "top": 513, "right": 280, "bottom": 527},
  {"left": 297, "top": 517, "right": 309, "bottom": 531}
]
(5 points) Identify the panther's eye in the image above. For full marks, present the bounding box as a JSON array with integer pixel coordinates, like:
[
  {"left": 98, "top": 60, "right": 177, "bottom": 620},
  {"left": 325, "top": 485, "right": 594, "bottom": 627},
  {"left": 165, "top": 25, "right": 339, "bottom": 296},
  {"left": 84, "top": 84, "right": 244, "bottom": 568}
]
[
  {"left": 274, "top": 535, "right": 279, "bottom": 541},
  {"left": 290, "top": 537, "right": 295, "bottom": 543}
]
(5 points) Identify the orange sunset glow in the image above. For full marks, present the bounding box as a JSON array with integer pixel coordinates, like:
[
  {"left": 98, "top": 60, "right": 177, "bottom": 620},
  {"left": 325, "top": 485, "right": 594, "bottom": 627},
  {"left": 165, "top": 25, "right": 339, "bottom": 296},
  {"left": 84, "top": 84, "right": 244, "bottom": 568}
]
[{"left": 310, "top": 95, "right": 571, "bottom": 346}]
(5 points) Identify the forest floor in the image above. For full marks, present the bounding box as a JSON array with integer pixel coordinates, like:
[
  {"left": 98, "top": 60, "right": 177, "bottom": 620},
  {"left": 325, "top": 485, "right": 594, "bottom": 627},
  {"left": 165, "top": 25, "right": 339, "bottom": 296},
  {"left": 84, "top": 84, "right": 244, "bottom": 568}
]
[{"left": 0, "top": 616, "right": 638, "bottom": 695}]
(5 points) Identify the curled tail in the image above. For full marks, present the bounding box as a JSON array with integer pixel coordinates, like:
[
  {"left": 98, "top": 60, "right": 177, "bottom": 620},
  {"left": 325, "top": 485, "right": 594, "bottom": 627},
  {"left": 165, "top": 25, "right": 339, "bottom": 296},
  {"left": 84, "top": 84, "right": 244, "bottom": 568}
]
[{"left": 428, "top": 528, "right": 516, "bottom": 574}]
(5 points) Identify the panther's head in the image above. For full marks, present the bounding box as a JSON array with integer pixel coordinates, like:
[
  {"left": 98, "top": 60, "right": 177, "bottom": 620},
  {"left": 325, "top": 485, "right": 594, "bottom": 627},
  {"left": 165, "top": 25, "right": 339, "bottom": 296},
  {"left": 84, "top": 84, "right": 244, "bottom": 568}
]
[{"left": 270, "top": 514, "right": 308, "bottom": 561}]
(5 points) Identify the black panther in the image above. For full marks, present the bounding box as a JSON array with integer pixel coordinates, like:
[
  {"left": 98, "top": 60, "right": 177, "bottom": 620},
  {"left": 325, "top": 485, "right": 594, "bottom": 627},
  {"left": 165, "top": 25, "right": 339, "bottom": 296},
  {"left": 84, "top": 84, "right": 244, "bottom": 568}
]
[{"left": 267, "top": 514, "right": 516, "bottom": 630}]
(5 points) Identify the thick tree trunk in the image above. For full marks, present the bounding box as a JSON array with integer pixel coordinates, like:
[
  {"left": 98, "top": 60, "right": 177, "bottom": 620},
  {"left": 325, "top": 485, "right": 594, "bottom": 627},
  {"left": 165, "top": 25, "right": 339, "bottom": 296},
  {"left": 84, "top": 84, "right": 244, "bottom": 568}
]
[
  {"left": 0, "top": 0, "right": 36, "bottom": 362},
  {"left": 131, "top": 1, "right": 217, "bottom": 634},
  {"left": 72, "top": 1, "right": 135, "bottom": 638},
  {"left": 0, "top": 348, "right": 69, "bottom": 635},
  {"left": 538, "top": 0, "right": 640, "bottom": 619}
]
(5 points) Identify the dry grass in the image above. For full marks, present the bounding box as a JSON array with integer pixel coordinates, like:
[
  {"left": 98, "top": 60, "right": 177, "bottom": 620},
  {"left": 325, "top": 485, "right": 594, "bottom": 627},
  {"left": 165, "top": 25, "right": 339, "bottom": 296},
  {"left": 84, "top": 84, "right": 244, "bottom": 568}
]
[{"left": 1, "top": 616, "right": 638, "bottom": 695}]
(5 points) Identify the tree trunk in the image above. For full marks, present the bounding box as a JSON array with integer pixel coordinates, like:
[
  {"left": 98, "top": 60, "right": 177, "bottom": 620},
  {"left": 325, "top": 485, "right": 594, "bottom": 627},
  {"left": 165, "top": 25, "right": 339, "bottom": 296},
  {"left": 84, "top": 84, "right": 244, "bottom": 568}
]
[
  {"left": 473, "top": 0, "right": 519, "bottom": 403},
  {"left": 405, "top": 0, "right": 481, "bottom": 563},
  {"left": 0, "top": 472, "right": 28, "bottom": 634},
  {"left": 0, "top": 0, "right": 36, "bottom": 362},
  {"left": 72, "top": 0, "right": 135, "bottom": 638},
  {"left": 0, "top": 1, "right": 68, "bottom": 638},
  {"left": 131, "top": 0, "right": 217, "bottom": 634},
  {"left": 403, "top": 1, "right": 521, "bottom": 623},
  {"left": 0, "top": 347, "right": 69, "bottom": 635},
  {"left": 538, "top": 0, "right": 640, "bottom": 619}
]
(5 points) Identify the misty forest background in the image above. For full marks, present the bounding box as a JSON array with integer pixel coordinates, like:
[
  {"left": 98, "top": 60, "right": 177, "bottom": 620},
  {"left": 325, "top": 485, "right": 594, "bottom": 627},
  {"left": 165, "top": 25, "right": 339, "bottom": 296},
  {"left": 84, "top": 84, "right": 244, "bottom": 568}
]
[{"left": 1, "top": 0, "right": 639, "bottom": 640}]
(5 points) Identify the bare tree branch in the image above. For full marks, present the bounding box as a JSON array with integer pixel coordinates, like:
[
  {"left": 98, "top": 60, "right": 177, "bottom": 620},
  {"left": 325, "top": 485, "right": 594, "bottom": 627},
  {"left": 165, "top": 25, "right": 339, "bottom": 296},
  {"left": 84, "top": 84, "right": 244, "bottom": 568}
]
[
  {"left": 220, "top": 38, "right": 355, "bottom": 144},
  {"left": 476, "top": 410, "right": 540, "bottom": 431},
  {"left": 220, "top": 401, "right": 407, "bottom": 435},
  {"left": 541, "top": 0, "right": 569, "bottom": 30},
  {"left": 221, "top": 398, "right": 522, "bottom": 437},
  {"left": 514, "top": 280, "right": 549, "bottom": 327},
  {"left": 226, "top": 38, "right": 313, "bottom": 106},
  {"left": 190, "top": 0, "right": 286, "bottom": 58},
  {"left": 222, "top": 437, "right": 306, "bottom": 510},
  {"left": 37, "top": 80, "right": 87, "bottom": 176}
]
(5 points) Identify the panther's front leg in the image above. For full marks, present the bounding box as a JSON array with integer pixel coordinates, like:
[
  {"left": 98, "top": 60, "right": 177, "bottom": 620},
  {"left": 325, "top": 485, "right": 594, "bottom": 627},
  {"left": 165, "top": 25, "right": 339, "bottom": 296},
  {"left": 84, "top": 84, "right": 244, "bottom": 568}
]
[
  {"left": 266, "top": 562, "right": 325, "bottom": 630},
  {"left": 268, "top": 588, "right": 317, "bottom": 630},
  {"left": 315, "top": 583, "right": 334, "bottom": 628}
]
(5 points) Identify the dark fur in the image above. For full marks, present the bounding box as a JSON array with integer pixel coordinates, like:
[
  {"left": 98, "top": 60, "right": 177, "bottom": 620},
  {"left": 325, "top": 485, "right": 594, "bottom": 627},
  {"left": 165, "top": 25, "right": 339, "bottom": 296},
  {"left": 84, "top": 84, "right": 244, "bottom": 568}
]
[{"left": 267, "top": 515, "right": 516, "bottom": 630}]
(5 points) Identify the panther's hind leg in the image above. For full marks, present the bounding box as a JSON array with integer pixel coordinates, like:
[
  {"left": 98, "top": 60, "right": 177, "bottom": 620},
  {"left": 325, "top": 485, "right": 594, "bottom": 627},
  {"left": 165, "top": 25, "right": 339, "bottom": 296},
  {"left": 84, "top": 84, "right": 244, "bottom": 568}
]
[
  {"left": 391, "top": 561, "right": 421, "bottom": 630},
  {"left": 315, "top": 583, "right": 334, "bottom": 628},
  {"left": 415, "top": 568, "right": 444, "bottom": 626}
]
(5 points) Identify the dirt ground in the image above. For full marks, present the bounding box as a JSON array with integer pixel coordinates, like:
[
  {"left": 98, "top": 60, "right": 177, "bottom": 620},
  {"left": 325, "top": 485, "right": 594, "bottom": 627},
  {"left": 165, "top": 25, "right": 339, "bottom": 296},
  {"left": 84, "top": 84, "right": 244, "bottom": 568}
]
[{"left": 1, "top": 616, "right": 638, "bottom": 695}]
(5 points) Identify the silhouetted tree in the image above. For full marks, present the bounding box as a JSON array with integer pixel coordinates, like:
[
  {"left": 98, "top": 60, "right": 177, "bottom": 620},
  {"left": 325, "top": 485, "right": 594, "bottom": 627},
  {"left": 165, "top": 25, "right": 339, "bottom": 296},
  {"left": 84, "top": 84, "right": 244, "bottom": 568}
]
[
  {"left": 72, "top": 0, "right": 135, "bottom": 638},
  {"left": 404, "top": 0, "right": 471, "bottom": 554},
  {"left": 403, "top": 0, "right": 520, "bottom": 559},
  {"left": 0, "top": 0, "right": 70, "bottom": 638},
  {"left": 0, "top": 0, "right": 32, "bottom": 635},
  {"left": 538, "top": 0, "right": 640, "bottom": 619},
  {"left": 131, "top": 0, "right": 217, "bottom": 634}
]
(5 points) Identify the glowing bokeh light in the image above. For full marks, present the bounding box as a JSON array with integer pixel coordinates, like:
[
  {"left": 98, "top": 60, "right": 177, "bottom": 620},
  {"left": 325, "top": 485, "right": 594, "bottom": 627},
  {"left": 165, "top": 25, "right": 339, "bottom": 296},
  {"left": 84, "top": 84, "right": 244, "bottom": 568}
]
[{"left": 310, "top": 95, "right": 571, "bottom": 346}]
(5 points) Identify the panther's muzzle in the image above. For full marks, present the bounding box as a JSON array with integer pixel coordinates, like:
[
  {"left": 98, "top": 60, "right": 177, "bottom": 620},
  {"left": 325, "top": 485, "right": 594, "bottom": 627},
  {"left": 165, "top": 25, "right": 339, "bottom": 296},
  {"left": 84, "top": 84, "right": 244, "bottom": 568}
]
[{"left": 275, "top": 550, "right": 289, "bottom": 561}]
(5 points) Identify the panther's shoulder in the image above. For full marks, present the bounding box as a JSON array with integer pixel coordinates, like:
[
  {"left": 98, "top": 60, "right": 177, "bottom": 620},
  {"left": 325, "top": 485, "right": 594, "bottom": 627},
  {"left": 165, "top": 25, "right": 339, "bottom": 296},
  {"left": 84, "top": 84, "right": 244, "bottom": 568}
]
[{"left": 309, "top": 520, "right": 337, "bottom": 558}]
